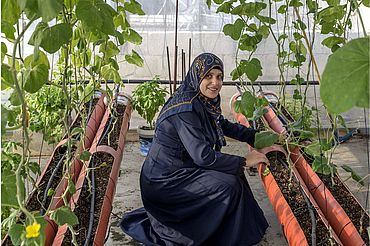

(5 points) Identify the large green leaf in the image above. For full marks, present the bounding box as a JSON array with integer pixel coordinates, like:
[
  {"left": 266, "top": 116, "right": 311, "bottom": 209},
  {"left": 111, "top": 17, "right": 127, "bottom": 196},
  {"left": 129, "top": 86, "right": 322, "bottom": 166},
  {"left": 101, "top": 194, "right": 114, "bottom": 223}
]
[
  {"left": 24, "top": 64, "right": 49, "bottom": 93},
  {"left": 76, "top": 0, "right": 103, "bottom": 31},
  {"left": 254, "top": 131, "right": 279, "bottom": 149},
  {"left": 1, "top": 21, "right": 16, "bottom": 40},
  {"left": 101, "top": 64, "right": 121, "bottom": 83},
  {"left": 125, "top": 50, "right": 144, "bottom": 67},
  {"left": 321, "top": 37, "right": 369, "bottom": 113},
  {"left": 245, "top": 58, "right": 262, "bottom": 82},
  {"left": 312, "top": 155, "right": 333, "bottom": 175},
  {"left": 231, "top": 2, "right": 267, "bottom": 17},
  {"left": 240, "top": 90, "right": 256, "bottom": 118},
  {"left": 1, "top": 0, "right": 21, "bottom": 25},
  {"left": 1, "top": 63, "right": 15, "bottom": 89},
  {"left": 124, "top": 0, "right": 145, "bottom": 15},
  {"left": 50, "top": 206, "right": 79, "bottom": 226},
  {"left": 24, "top": 51, "right": 50, "bottom": 69},
  {"left": 99, "top": 41, "right": 120, "bottom": 58},
  {"left": 1, "top": 169, "right": 25, "bottom": 207},
  {"left": 223, "top": 18, "right": 245, "bottom": 40},
  {"left": 37, "top": 0, "right": 63, "bottom": 22},
  {"left": 9, "top": 223, "right": 24, "bottom": 245},
  {"left": 40, "top": 23, "right": 73, "bottom": 54},
  {"left": 123, "top": 28, "right": 142, "bottom": 45}
]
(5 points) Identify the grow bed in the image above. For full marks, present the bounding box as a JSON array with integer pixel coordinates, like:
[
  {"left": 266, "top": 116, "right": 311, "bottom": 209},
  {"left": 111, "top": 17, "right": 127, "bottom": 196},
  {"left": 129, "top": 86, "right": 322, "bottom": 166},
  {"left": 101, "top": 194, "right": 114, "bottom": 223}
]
[{"left": 267, "top": 151, "right": 338, "bottom": 245}]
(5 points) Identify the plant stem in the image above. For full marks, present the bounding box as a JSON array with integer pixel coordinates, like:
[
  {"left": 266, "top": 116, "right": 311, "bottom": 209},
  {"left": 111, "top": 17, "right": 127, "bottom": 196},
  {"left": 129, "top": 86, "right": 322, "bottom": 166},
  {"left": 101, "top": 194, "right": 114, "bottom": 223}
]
[{"left": 11, "top": 16, "right": 37, "bottom": 221}]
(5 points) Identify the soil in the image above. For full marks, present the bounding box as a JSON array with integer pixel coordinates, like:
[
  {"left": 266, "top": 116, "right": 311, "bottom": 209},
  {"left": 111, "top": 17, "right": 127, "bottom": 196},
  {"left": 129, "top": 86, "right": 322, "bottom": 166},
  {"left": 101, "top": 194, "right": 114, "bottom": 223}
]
[
  {"left": 318, "top": 173, "right": 370, "bottom": 244},
  {"left": 99, "top": 104, "right": 126, "bottom": 150},
  {"left": 267, "top": 152, "right": 338, "bottom": 245},
  {"left": 63, "top": 152, "right": 114, "bottom": 245}
]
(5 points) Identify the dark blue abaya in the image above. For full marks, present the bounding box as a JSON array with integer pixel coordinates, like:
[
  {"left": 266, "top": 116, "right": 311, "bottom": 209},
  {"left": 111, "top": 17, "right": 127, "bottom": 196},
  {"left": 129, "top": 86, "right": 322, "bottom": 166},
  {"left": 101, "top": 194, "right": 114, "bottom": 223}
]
[{"left": 120, "top": 53, "right": 268, "bottom": 246}]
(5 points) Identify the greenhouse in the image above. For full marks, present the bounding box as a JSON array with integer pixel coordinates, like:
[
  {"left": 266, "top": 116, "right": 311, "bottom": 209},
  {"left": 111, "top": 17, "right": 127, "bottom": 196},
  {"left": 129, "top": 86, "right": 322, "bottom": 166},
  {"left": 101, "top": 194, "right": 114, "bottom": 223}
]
[{"left": 1, "top": 0, "right": 369, "bottom": 245}]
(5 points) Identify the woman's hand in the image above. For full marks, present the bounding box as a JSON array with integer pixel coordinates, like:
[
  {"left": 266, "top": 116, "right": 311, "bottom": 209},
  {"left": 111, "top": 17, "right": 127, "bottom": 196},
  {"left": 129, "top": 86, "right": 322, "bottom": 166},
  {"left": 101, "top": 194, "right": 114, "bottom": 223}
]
[{"left": 245, "top": 150, "right": 269, "bottom": 167}]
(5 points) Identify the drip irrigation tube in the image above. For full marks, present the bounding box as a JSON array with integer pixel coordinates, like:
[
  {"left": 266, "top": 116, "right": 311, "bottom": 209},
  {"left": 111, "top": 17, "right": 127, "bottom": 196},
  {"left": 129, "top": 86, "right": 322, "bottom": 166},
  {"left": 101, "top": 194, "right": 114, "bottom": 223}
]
[{"left": 40, "top": 155, "right": 66, "bottom": 215}]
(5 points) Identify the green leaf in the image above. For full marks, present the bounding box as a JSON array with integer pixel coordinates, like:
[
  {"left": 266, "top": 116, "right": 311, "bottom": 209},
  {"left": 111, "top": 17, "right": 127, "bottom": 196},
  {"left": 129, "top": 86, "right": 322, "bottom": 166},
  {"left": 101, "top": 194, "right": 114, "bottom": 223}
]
[
  {"left": 240, "top": 90, "right": 256, "bottom": 118},
  {"left": 216, "top": 1, "right": 233, "bottom": 13},
  {"left": 99, "top": 41, "right": 120, "bottom": 59},
  {"left": 76, "top": 0, "right": 103, "bottom": 31},
  {"left": 125, "top": 50, "right": 144, "bottom": 67},
  {"left": 1, "top": 21, "right": 16, "bottom": 40},
  {"left": 336, "top": 114, "right": 349, "bottom": 132},
  {"left": 321, "top": 37, "right": 369, "bottom": 113},
  {"left": 245, "top": 58, "right": 262, "bottom": 82},
  {"left": 231, "top": 2, "right": 267, "bottom": 17},
  {"left": 50, "top": 206, "right": 79, "bottom": 226},
  {"left": 1, "top": 0, "right": 21, "bottom": 25},
  {"left": 68, "top": 180, "right": 76, "bottom": 194},
  {"left": 258, "top": 25, "right": 269, "bottom": 39},
  {"left": 24, "top": 51, "right": 50, "bottom": 69},
  {"left": 1, "top": 169, "right": 25, "bottom": 207},
  {"left": 40, "top": 23, "right": 73, "bottom": 54},
  {"left": 312, "top": 155, "right": 332, "bottom": 175},
  {"left": 223, "top": 18, "right": 245, "bottom": 40},
  {"left": 277, "top": 5, "right": 287, "bottom": 14},
  {"left": 122, "top": 28, "right": 142, "bottom": 45},
  {"left": 256, "top": 15, "right": 276, "bottom": 24},
  {"left": 1, "top": 42, "right": 8, "bottom": 63},
  {"left": 289, "top": 0, "right": 303, "bottom": 7},
  {"left": 124, "top": 0, "right": 145, "bottom": 15},
  {"left": 47, "top": 188, "right": 55, "bottom": 197},
  {"left": 1, "top": 64, "right": 15, "bottom": 89},
  {"left": 9, "top": 223, "right": 24, "bottom": 245},
  {"left": 363, "top": 0, "right": 370, "bottom": 7},
  {"left": 254, "top": 131, "right": 279, "bottom": 149},
  {"left": 37, "top": 0, "right": 63, "bottom": 22},
  {"left": 321, "top": 36, "right": 345, "bottom": 49},
  {"left": 79, "top": 150, "right": 91, "bottom": 161},
  {"left": 101, "top": 64, "right": 121, "bottom": 83},
  {"left": 24, "top": 64, "right": 49, "bottom": 93},
  {"left": 9, "top": 90, "right": 21, "bottom": 106},
  {"left": 206, "top": 0, "right": 212, "bottom": 8},
  {"left": 341, "top": 165, "right": 364, "bottom": 185}
]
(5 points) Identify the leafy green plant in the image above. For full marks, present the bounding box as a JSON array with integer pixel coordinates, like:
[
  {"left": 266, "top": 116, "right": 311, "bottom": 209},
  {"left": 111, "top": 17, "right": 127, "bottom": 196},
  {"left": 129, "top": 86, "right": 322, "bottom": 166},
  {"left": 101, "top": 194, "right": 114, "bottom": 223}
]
[
  {"left": 1, "top": 0, "right": 146, "bottom": 244},
  {"left": 27, "top": 86, "right": 67, "bottom": 144},
  {"left": 132, "top": 77, "right": 168, "bottom": 129}
]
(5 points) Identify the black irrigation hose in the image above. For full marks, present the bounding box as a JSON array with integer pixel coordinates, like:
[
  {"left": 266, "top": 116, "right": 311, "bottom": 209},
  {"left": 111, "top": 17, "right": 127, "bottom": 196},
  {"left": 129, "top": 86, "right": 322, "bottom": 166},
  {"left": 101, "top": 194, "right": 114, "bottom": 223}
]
[
  {"left": 39, "top": 95, "right": 95, "bottom": 214},
  {"left": 40, "top": 155, "right": 66, "bottom": 215},
  {"left": 84, "top": 103, "right": 116, "bottom": 246},
  {"left": 276, "top": 156, "right": 317, "bottom": 246}
]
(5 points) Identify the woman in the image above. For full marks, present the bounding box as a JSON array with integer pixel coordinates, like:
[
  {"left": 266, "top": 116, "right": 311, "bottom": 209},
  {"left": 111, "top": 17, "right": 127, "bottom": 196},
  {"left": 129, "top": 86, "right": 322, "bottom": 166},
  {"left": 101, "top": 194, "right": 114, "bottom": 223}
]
[{"left": 120, "top": 53, "right": 269, "bottom": 245}]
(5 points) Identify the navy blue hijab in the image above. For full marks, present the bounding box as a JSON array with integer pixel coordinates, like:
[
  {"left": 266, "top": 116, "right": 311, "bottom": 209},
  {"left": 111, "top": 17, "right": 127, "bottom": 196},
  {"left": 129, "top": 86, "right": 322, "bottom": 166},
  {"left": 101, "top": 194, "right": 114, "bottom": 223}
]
[{"left": 156, "top": 53, "right": 226, "bottom": 147}]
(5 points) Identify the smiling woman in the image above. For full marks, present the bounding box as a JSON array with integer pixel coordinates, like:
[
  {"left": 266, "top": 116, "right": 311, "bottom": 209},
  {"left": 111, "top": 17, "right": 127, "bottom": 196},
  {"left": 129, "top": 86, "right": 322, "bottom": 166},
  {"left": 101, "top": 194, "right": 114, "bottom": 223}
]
[{"left": 119, "top": 53, "right": 269, "bottom": 245}]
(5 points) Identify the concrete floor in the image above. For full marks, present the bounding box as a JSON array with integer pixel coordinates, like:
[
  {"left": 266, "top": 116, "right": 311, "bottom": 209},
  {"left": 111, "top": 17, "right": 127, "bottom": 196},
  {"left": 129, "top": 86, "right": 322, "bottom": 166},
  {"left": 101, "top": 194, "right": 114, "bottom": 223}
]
[{"left": 106, "top": 133, "right": 369, "bottom": 246}]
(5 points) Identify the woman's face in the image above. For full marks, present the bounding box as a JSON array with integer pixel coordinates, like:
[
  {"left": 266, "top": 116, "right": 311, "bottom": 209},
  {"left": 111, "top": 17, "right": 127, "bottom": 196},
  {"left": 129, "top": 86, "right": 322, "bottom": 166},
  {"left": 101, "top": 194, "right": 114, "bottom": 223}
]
[{"left": 199, "top": 68, "right": 223, "bottom": 99}]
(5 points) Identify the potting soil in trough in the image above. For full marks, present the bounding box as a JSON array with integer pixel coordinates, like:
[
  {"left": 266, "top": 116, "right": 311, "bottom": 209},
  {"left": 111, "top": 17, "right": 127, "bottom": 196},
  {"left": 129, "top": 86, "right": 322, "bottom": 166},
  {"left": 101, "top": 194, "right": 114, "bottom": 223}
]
[
  {"left": 99, "top": 104, "right": 126, "bottom": 150},
  {"left": 267, "top": 152, "right": 338, "bottom": 245},
  {"left": 317, "top": 173, "right": 370, "bottom": 245},
  {"left": 63, "top": 152, "right": 114, "bottom": 245}
]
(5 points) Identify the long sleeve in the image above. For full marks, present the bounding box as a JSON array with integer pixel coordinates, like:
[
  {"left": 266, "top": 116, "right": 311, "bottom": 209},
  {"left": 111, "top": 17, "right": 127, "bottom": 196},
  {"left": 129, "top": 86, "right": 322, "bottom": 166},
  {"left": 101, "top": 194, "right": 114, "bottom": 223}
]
[
  {"left": 170, "top": 112, "right": 245, "bottom": 175},
  {"left": 219, "top": 116, "right": 256, "bottom": 147}
]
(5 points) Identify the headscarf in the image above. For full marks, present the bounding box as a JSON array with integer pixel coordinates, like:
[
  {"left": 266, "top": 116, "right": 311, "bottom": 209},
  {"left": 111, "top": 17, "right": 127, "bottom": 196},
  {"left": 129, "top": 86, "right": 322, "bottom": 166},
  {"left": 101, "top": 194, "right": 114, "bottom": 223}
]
[{"left": 156, "top": 53, "right": 226, "bottom": 147}]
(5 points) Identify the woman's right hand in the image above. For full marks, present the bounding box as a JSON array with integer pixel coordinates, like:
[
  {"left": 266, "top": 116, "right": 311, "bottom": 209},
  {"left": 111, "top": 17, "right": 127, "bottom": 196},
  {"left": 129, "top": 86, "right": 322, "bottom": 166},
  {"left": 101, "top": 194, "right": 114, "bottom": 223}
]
[{"left": 245, "top": 150, "right": 269, "bottom": 167}]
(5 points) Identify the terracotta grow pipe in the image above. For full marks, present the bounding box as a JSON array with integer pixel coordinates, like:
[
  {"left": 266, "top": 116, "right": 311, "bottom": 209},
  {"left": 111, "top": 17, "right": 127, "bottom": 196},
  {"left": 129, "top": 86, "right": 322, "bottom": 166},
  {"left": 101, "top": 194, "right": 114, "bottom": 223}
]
[
  {"left": 52, "top": 93, "right": 132, "bottom": 245},
  {"left": 230, "top": 93, "right": 344, "bottom": 245},
  {"left": 43, "top": 94, "right": 107, "bottom": 245},
  {"left": 230, "top": 93, "right": 308, "bottom": 245},
  {"left": 259, "top": 97, "right": 365, "bottom": 245}
]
